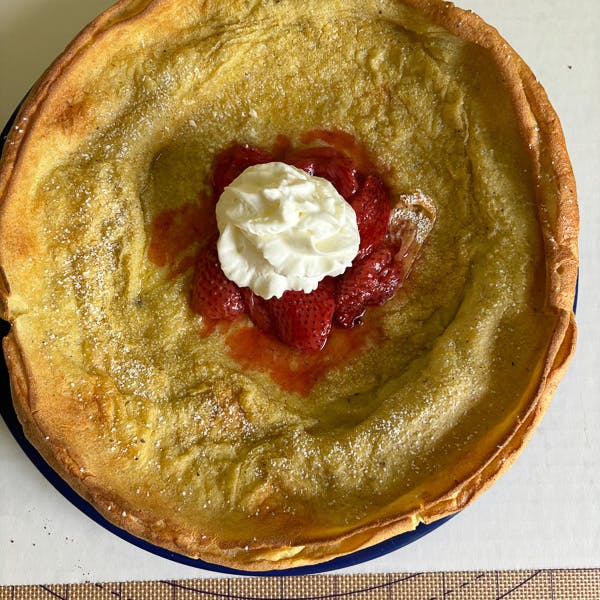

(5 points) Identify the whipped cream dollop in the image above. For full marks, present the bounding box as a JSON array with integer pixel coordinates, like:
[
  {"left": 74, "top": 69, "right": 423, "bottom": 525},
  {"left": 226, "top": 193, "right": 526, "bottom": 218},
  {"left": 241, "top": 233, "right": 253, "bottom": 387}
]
[{"left": 216, "top": 162, "right": 360, "bottom": 299}]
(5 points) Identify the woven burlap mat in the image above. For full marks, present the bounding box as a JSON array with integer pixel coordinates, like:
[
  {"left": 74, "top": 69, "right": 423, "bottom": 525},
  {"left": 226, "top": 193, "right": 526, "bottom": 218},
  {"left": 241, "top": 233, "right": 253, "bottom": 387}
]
[{"left": 1, "top": 569, "right": 599, "bottom": 599}]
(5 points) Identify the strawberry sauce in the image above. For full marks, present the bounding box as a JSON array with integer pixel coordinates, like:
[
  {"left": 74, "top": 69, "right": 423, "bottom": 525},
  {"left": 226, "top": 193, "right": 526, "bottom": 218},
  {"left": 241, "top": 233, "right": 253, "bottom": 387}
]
[
  {"left": 147, "top": 130, "right": 410, "bottom": 395},
  {"left": 226, "top": 321, "right": 377, "bottom": 396},
  {"left": 299, "top": 129, "right": 379, "bottom": 174},
  {"left": 148, "top": 198, "right": 216, "bottom": 279}
]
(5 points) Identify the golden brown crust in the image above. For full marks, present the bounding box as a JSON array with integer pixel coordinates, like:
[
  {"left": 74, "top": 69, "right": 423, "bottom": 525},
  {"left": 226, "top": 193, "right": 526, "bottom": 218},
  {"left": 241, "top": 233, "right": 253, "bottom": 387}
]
[{"left": 0, "top": 0, "right": 578, "bottom": 570}]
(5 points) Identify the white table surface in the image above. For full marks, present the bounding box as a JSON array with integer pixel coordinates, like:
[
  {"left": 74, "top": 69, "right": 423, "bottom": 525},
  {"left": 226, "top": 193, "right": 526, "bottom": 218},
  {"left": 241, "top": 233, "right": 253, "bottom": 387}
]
[{"left": 1, "top": 0, "right": 598, "bottom": 587}]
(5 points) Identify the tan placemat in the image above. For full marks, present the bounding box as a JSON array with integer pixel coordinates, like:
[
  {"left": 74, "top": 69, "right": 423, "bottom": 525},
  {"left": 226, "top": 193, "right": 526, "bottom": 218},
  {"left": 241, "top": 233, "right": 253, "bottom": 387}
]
[{"left": 1, "top": 569, "right": 599, "bottom": 599}]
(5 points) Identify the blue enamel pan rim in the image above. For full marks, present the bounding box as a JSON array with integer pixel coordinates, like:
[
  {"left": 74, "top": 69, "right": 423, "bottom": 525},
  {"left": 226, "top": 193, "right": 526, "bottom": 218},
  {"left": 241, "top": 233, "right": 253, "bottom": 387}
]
[{"left": 0, "top": 100, "right": 577, "bottom": 577}]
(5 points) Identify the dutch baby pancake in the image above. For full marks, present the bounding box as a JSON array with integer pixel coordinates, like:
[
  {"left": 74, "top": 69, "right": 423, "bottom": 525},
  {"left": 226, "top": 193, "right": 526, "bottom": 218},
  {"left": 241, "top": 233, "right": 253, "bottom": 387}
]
[{"left": 0, "top": 0, "right": 578, "bottom": 569}]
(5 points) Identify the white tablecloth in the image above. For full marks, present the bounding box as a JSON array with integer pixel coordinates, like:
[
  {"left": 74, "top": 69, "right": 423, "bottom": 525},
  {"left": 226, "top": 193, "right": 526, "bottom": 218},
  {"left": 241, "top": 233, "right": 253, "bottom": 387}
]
[{"left": 1, "top": 0, "right": 598, "bottom": 585}]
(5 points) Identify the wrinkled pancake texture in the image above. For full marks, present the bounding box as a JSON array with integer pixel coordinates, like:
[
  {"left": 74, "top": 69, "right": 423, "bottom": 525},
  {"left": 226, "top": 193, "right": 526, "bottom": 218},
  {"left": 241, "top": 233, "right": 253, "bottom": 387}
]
[{"left": 0, "top": 0, "right": 577, "bottom": 568}]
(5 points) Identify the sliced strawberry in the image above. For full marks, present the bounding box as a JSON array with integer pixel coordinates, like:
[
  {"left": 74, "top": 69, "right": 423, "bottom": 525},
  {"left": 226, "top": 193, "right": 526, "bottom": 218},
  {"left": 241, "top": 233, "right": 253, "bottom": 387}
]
[
  {"left": 268, "top": 280, "right": 336, "bottom": 352},
  {"left": 212, "top": 144, "right": 275, "bottom": 198},
  {"left": 334, "top": 242, "right": 401, "bottom": 328},
  {"left": 349, "top": 175, "right": 391, "bottom": 260},
  {"left": 286, "top": 146, "right": 359, "bottom": 200},
  {"left": 241, "top": 287, "right": 274, "bottom": 334},
  {"left": 190, "top": 242, "right": 245, "bottom": 321}
]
